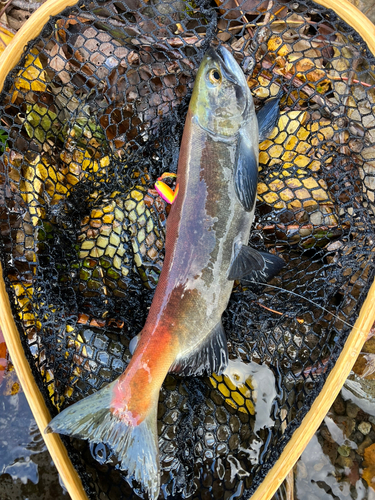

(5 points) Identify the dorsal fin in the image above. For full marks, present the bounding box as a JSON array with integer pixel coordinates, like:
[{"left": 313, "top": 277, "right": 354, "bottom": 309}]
[{"left": 169, "top": 321, "right": 228, "bottom": 377}]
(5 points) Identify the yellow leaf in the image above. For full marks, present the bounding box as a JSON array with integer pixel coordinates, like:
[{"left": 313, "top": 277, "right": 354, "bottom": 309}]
[
  {"left": 278, "top": 111, "right": 307, "bottom": 134},
  {"left": 15, "top": 49, "right": 47, "bottom": 93},
  {"left": 0, "top": 25, "right": 14, "bottom": 55},
  {"left": 257, "top": 182, "right": 268, "bottom": 195},
  {"left": 267, "top": 36, "right": 290, "bottom": 56}
]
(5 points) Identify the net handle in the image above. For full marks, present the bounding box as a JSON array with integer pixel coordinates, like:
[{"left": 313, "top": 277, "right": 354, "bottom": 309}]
[
  {"left": 0, "top": 1, "right": 374, "bottom": 500},
  {"left": 0, "top": 0, "right": 79, "bottom": 92}
]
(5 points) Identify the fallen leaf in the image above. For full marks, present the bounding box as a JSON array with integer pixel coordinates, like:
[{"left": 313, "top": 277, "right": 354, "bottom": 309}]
[
  {"left": 13, "top": 48, "right": 47, "bottom": 101},
  {"left": 214, "top": 0, "right": 268, "bottom": 19},
  {"left": 0, "top": 24, "right": 14, "bottom": 54},
  {"left": 353, "top": 353, "right": 375, "bottom": 379},
  {"left": 362, "top": 443, "right": 375, "bottom": 490},
  {"left": 267, "top": 36, "right": 290, "bottom": 57}
]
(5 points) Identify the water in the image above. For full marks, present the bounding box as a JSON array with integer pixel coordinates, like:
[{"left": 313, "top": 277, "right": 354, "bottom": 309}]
[{"left": 0, "top": 341, "right": 68, "bottom": 500}]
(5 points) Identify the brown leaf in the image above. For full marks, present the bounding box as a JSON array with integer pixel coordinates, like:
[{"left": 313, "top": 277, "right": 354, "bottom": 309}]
[
  {"left": 362, "top": 466, "right": 375, "bottom": 490},
  {"left": 365, "top": 443, "right": 375, "bottom": 465},
  {"left": 353, "top": 353, "right": 375, "bottom": 379},
  {"left": 214, "top": 0, "right": 268, "bottom": 19}
]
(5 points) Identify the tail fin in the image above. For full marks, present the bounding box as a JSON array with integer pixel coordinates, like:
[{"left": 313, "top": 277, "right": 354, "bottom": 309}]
[{"left": 45, "top": 381, "right": 160, "bottom": 500}]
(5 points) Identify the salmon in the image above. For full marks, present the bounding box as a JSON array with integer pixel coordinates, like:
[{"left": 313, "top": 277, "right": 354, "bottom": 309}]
[{"left": 46, "top": 46, "right": 283, "bottom": 499}]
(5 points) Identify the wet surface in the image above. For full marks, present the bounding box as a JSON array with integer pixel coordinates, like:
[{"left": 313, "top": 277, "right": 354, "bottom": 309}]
[
  {"left": 0, "top": 330, "right": 68, "bottom": 500},
  {"left": 293, "top": 332, "right": 375, "bottom": 500}
]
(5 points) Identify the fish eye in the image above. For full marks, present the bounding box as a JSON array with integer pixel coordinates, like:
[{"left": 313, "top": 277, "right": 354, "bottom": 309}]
[{"left": 208, "top": 68, "right": 221, "bottom": 85}]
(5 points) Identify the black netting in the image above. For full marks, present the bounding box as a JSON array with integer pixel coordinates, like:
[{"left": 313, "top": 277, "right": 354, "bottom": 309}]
[{"left": 0, "top": 0, "right": 374, "bottom": 499}]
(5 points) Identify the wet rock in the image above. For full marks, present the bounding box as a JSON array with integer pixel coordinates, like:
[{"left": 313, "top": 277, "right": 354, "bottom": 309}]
[
  {"left": 352, "top": 431, "right": 365, "bottom": 445},
  {"left": 335, "top": 416, "right": 356, "bottom": 438},
  {"left": 362, "top": 336, "right": 375, "bottom": 354},
  {"left": 358, "top": 421, "right": 372, "bottom": 435},
  {"left": 336, "top": 455, "right": 353, "bottom": 469},
  {"left": 320, "top": 426, "right": 336, "bottom": 444},
  {"left": 332, "top": 394, "right": 346, "bottom": 416},
  {"left": 338, "top": 445, "right": 351, "bottom": 457},
  {"left": 347, "top": 461, "right": 360, "bottom": 487},
  {"left": 357, "top": 435, "right": 373, "bottom": 455},
  {"left": 322, "top": 440, "right": 338, "bottom": 463},
  {"left": 346, "top": 402, "right": 359, "bottom": 419}
]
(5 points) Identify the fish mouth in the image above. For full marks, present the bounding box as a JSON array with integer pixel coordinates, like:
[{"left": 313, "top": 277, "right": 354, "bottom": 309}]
[{"left": 206, "top": 46, "right": 248, "bottom": 89}]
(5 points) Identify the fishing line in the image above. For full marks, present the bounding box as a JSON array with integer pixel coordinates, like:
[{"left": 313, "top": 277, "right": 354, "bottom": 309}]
[{"left": 248, "top": 280, "right": 361, "bottom": 333}]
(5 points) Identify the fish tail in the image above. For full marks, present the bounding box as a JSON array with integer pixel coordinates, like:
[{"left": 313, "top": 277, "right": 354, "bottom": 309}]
[{"left": 45, "top": 380, "right": 160, "bottom": 500}]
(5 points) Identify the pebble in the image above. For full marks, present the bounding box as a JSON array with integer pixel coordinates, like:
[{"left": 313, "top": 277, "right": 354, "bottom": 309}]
[
  {"left": 335, "top": 416, "right": 356, "bottom": 438},
  {"left": 352, "top": 431, "right": 365, "bottom": 445},
  {"left": 346, "top": 402, "right": 359, "bottom": 419},
  {"left": 322, "top": 440, "right": 338, "bottom": 463},
  {"left": 337, "top": 445, "right": 351, "bottom": 457},
  {"left": 332, "top": 394, "right": 346, "bottom": 416},
  {"left": 336, "top": 455, "right": 353, "bottom": 468},
  {"left": 358, "top": 422, "right": 372, "bottom": 435},
  {"left": 320, "top": 427, "right": 336, "bottom": 444},
  {"left": 357, "top": 435, "right": 373, "bottom": 455}
]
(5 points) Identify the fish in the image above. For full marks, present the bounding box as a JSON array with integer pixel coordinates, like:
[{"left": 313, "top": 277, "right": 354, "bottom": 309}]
[{"left": 45, "top": 46, "right": 284, "bottom": 500}]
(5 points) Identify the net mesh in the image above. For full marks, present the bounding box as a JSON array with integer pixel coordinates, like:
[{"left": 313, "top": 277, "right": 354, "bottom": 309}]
[{"left": 0, "top": 0, "right": 374, "bottom": 499}]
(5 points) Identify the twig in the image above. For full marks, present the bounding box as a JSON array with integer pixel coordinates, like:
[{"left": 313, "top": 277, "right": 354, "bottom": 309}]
[
  {"left": 283, "top": 31, "right": 348, "bottom": 48},
  {"left": 256, "top": 0, "right": 273, "bottom": 48},
  {"left": 257, "top": 302, "right": 283, "bottom": 316},
  {"left": 257, "top": 302, "right": 304, "bottom": 323},
  {"left": 232, "top": 0, "right": 254, "bottom": 38},
  {"left": 261, "top": 59, "right": 333, "bottom": 114},
  {"left": 75, "top": 12, "right": 132, "bottom": 28},
  {"left": 285, "top": 469, "right": 294, "bottom": 500},
  {"left": 0, "top": 20, "right": 15, "bottom": 33},
  {"left": 223, "top": 19, "right": 315, "bottom": 31},
  {"left": 263, "top": 1, "right": 273, "bottom": 27},
  {"left": 339, "top": 52, "right": 361, "bottom": 155},
  {"left": 9, "top": 0, "right": 43, "bottom": 9},
  {"left": 329, "top": 76, "right": 373, "bottom": 88},
  {"left": 0, "top": 0, "right": 13, "bottom": 20}
]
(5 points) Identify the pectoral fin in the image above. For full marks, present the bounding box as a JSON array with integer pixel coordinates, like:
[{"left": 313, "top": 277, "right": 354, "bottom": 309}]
[
  {"left": 257, "top": 97, "right": 281, "bottom": 143},
  {"left": 228, "top": 241, "right": 284, "bottom": 281},
  {"left": 234, "top": 130, "right": 258, "bottom": 212},
  {"left": 169, "top": 320, "right": 228, "bottom": 377}
]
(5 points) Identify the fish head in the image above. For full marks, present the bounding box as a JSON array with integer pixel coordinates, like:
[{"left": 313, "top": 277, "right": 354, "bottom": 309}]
[{"left": 190, "top": 46, "right": 254, "bottom": 137}]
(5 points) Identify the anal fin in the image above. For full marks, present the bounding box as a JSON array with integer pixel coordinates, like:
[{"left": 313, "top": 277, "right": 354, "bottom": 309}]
[
  {"left": 169, "top": 320, "right": 228, "bottom": 377},
  {"left": 228, "top": 242, "right": 284, "bottom": 281}
]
